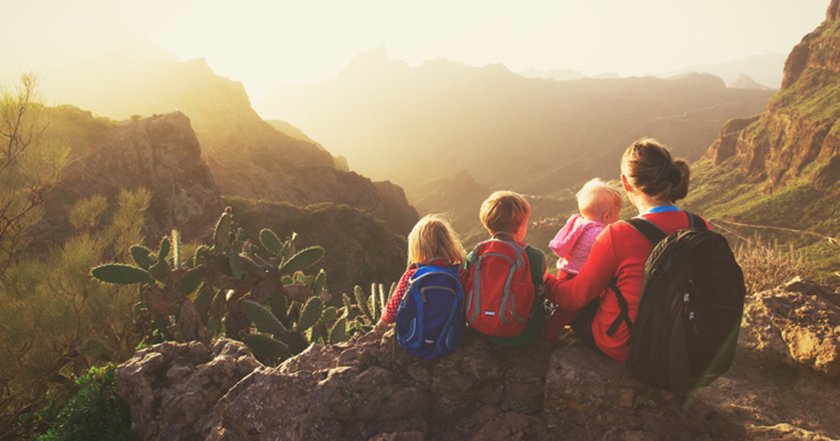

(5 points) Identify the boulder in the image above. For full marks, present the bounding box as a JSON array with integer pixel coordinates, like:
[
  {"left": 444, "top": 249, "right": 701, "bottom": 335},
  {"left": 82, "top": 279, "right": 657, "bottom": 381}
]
[
  {"left": 116, "top": 338, "right": 258, "bottom": 441},
  {"left": 209, "top": 325, "right": 554, "bottom": 441},
  {"left": 543, "top": 341, "right": 744, "bottom": 441},
  {"left": 741, "top": 277, "right": 840, "bottom": 377}
]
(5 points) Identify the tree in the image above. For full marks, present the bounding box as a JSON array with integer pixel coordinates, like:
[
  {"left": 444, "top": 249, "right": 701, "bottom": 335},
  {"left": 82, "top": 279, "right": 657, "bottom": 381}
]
[{"left": 0, "top": 72, "right": 69, "bottom": 278}]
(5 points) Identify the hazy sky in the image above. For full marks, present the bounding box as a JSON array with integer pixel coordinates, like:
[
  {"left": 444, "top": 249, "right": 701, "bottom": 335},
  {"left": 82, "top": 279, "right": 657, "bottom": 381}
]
[{"left": 0, "top": 0, "right": 830, "bottom": 101}]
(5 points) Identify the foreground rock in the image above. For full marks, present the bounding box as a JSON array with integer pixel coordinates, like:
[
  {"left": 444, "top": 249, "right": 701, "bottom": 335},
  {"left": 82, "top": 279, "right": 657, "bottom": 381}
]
[
  {"left": 117, "top": 278, "right": 840, "bottom": 441},
  {"left": 742, "top": 277, "right": 840, "bottom": 377},
  {"left": 116, "top": 339, "right": 258, "bottom": 441}
]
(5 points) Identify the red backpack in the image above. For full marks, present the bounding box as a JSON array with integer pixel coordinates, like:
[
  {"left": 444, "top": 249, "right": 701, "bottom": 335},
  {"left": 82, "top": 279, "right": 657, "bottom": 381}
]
[{"left": 465, "top": 233, "right": 534, "bottom": 337}]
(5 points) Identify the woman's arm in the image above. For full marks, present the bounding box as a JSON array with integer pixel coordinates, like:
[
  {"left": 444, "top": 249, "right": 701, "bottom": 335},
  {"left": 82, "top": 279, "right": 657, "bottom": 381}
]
[{"left": 546, "top": 226, "right": 619, "bottom": 312}]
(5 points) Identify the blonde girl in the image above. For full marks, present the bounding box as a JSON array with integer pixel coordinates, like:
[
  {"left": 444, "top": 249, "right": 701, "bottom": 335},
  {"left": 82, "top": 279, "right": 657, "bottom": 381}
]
[{"left": 381, "top": 215, "right": 468, "bottom": 323}]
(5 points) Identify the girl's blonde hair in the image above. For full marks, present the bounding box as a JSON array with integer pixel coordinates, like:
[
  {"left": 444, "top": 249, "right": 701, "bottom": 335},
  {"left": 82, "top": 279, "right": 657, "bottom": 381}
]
[
  {"left": 407, "top": 214, "right": 466, "bottom": 267},
  {"left": 576, "top": 178, "right": 623, "bottom": 220}
]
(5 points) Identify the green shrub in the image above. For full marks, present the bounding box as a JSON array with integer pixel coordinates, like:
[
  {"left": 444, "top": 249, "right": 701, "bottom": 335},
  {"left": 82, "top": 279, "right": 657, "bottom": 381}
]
[
  {"left": 0, "top": 189, "right": 148, "bottom": 439},
  {"left": 38, "top": 364, "right": 132, "bottom": 441}
]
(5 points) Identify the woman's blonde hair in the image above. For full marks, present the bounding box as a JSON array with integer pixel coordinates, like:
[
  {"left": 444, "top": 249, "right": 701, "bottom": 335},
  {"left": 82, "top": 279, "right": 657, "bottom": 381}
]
[
  {"left": 576, "top": 178, "right": 623, "bottom": 219},
  {"left": 407, "top": 214, "right": 466, "bottom": 267},
  {"left": 479, "top": 191, "right": 531, "bottom": 236},
  {"left": 621, "top": 138, "right": 691, "bottom": 203}
]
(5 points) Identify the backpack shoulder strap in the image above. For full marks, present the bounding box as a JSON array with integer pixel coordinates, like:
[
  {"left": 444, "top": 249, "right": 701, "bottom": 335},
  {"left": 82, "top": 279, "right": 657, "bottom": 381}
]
[
  {"left": 623, "top": 217, "right": 667, "bottom": 245},
  {"left": 607, "top": 277, "right": 633, "bottom": 337},
  {"left": 685, "top": 211, "right": 706, "bottom": 230}
]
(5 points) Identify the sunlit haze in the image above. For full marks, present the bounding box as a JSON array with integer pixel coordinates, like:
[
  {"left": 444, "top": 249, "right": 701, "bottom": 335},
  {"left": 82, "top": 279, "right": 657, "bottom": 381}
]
[{"left": 0, "top": 0, "right": 829, "bottom": 102}]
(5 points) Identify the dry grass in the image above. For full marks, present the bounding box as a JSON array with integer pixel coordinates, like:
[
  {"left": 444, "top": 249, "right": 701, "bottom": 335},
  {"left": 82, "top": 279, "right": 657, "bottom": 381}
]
[{"left": 735, "top": 237, "right": 812, "bottom": 294}]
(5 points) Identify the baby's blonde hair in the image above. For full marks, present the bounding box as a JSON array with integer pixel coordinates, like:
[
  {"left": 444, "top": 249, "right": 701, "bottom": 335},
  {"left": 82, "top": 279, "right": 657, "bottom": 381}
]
[
  {"left": 479, "top": 191, "right": 531, "bottom": 236},
  {"left": 576, "top": 178, "right": 623, "bottom": 220},
  {"left": 407, "top": 214, "right": 466, "bottom": 267}
]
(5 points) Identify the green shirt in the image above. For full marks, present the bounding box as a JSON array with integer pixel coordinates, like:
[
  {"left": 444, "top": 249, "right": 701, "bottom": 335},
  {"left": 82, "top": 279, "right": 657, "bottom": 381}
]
[{"left": 464, "top": 244, "right": 547, "bottom": 346}]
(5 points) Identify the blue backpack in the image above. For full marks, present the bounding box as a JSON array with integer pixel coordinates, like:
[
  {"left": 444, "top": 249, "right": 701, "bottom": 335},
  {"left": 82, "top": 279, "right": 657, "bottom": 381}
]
[{"left": 395, "top": 264, "right": 465, "bottom": 359}]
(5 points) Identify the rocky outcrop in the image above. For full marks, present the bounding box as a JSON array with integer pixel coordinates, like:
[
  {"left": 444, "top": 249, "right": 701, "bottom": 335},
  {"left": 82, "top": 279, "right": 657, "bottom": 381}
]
[
  {"left": 707, "top": 115, "right": 762, "bottom": 166},
  {"left": 30, "top": 109, "right": 224, "bottom": 252},
  {"left": 741, "top": 277, "right": 840, "bottom": 377},
  {"left": 211, "top": 162, "right": 418, "bottom": 236},
  {"left": 205, "top": 326, "right": 554, "bottom": 441},
  {"left": 116, "top": 278, "right": 840, "bottom": 441},
  {"left": 116, "top": 339, "right": 258, "bottom": 441}
]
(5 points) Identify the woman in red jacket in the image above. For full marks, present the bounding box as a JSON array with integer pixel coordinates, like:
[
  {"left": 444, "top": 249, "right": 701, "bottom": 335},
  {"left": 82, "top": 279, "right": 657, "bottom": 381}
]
[{"left": 544, "top": 138, "right": 709, "bottom": 362}]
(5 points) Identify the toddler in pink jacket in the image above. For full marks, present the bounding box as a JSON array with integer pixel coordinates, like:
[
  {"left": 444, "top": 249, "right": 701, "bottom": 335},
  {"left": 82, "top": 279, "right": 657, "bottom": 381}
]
[
  {"left": 543, "top": 178, "right": 622, "bottom": 342},
  {"left": 549, "top": 178, "right": 623, "bottom": 281}
]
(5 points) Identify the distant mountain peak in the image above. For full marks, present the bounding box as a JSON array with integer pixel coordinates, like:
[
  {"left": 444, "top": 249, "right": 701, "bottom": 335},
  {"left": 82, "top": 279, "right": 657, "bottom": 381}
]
[
  {"left": 339, "top": 46, "right": 409, "bottom": 79},
  {"left": 729, "top": 73, "right": 772, "bottom": 90},
  {"left": 348, "top": 46, "right": 390, "bottom": 68}
]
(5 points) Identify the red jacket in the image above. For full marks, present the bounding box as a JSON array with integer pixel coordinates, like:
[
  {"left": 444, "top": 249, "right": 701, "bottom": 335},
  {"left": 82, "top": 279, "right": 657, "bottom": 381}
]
[{"left": 545, "top": 210, "right": 710, "bottom": 361}]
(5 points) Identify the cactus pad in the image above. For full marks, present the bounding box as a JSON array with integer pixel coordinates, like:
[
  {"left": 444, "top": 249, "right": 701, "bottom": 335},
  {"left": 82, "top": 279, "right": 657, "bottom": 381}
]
[
  {"left": 296, "top": 297, "right": 323, "bottom": 332},
  {"left": 319, "top": 306, "right": 337, "bottom": 325},
  {"left": 158, "top": 237, "right": 171, "bottom": 262},
  {"left": 242, "top": 300, "right": 288, "bottom": 336},
  {"left": 228, "top": 251, "right": 246, "bottom": 280},
  {"left": 259, "top": 229, "right": 284, "bottom": 256},
  {"left": 91, "top": 264, "right": 150, "bottom": 285},
  {"left": 329, "top": 317, "right": 347, "bottom": 344},
  {"left": 354, "top": 285, "right": 373, "bottom": 323},
  {"left": 243, "top": 334, "right": 289, "bottom": 361},
  {"left": 130, "top": 245, "right": 155, "bottom": 270},
  {"left": 148, "top": 259, "right": 172, "bottom": 283},
  {"left": 278, "top": 247, "right": 325, "bottom": 276},
  {"left": 178, "top": 265, "right": 207, "bottom": 295},
  {"left": 311, "top": 270, "right": 326, "bottom": 298},
  {"left": 214, "top": 212, "right": 233, "bottom": 252}
]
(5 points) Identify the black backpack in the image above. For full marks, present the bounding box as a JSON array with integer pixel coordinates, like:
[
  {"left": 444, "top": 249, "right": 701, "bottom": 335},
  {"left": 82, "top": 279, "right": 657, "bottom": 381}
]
[{"left": 608, "top": 212, "right": 746, "bottom": 392}]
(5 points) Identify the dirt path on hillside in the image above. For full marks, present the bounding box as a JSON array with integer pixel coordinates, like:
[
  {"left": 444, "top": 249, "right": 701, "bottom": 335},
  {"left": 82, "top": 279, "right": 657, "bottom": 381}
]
[{"left": 709, "top": 218, "right": 839, "bottom": 244}]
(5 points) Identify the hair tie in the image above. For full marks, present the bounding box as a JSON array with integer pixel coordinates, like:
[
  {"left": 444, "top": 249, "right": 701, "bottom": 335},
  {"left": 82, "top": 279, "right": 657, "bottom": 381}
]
[{"left": 653, "top": 159, "right": 672, "bottom": 183}]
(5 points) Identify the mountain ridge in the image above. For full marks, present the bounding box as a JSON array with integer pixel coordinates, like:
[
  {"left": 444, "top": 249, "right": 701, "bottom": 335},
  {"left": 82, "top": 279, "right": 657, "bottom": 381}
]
[{"left": 257, "top": 52, "right": 775, "bottom": 200}]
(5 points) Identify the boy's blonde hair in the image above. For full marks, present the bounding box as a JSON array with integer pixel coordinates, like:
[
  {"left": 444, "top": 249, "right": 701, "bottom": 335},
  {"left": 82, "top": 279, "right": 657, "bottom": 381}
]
[
  {"left": 576, "top": 178, "right": 623, "bottom": 220},
  {"left": 479, "top": 191, "right": 531, "bottom": 235},
  {"left": 407, "top": 214, "right": 466, "bottom": 266}
]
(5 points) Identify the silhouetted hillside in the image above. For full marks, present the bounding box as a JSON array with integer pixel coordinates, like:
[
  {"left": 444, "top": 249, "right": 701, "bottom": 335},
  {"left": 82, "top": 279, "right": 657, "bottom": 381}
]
[
  {"left": 258, "top": 48, "right": 774, "bottom": 200},
  {"left": 34, "top": 57, "right": 418, "bottom": 235}
]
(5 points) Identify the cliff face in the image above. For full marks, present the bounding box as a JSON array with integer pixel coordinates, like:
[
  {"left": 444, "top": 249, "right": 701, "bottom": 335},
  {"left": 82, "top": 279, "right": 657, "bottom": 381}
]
[
  {"left": 704, "top": 1, "right": 840, "bottom": 194},
  {"left": 29, "top": 109, "right": 224, "bottom": 252},
  {"left": 688, "top": 0, "right": 840, "bottom": 280}
]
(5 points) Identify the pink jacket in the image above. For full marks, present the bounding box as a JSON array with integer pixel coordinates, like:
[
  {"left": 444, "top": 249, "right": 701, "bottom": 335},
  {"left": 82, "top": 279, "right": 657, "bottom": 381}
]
[{"left": 548, "top": 214, "right": 607, "bottom": 275}]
